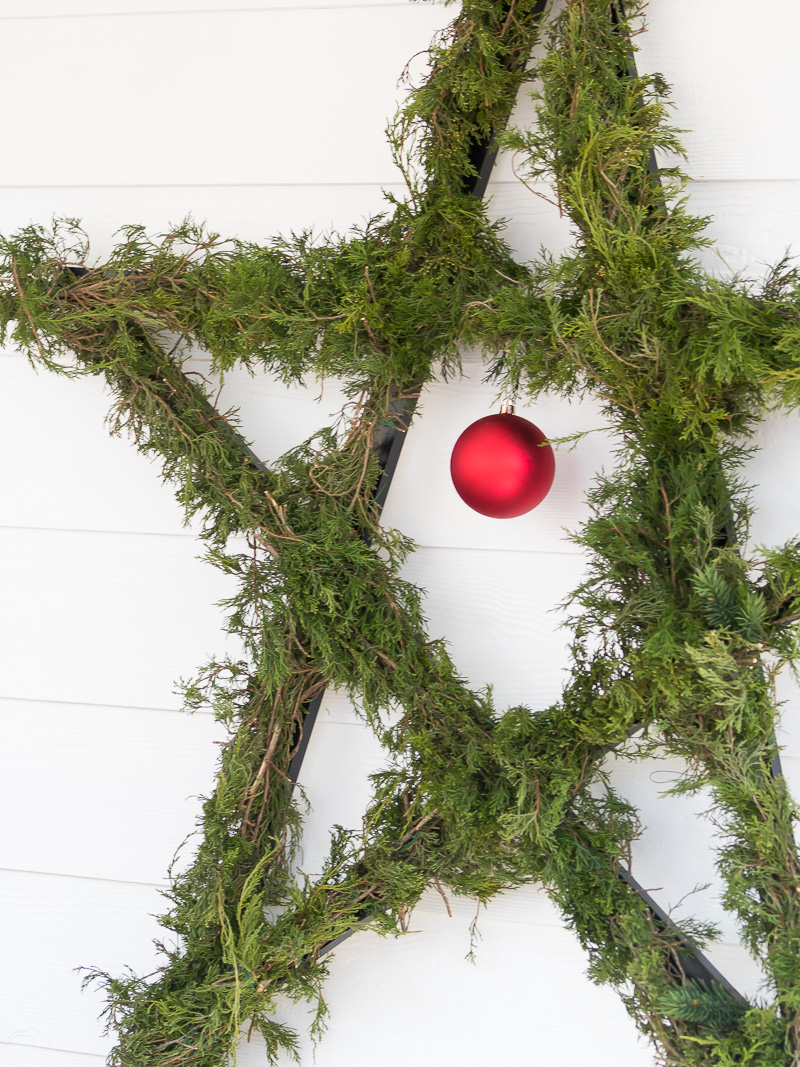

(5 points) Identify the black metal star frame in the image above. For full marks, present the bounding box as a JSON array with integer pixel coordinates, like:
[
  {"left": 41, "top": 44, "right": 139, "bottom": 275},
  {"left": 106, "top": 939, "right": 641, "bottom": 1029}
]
[{"left": 5, "top": 1, "right": 800, "bottom": 1064}]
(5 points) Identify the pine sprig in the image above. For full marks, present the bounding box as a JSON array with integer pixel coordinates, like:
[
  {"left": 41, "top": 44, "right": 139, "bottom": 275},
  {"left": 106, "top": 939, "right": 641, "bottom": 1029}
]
[{"left": 658, "top": 980, "right": 749, "bottom": 1029}]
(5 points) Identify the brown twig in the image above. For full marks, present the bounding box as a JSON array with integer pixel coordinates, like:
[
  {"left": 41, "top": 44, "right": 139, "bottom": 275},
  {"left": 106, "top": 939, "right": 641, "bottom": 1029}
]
[
  {"left": 364, "top": 266, "right": 377, "bottom": 304},
  {"left": 499, "top": 0, "right": 517, "bottom": 38},
  {"left": 10, "top": 259, "right": 47, "bottom": 362}
]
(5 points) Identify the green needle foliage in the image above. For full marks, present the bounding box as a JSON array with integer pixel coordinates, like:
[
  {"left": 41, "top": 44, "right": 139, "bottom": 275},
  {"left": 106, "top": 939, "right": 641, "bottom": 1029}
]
[
  {"left": 660, "top": 981, "right": 749, "bottom": 1030},
  {"left": 2, "top": 1, "right": 800, "bottom": 1064}
]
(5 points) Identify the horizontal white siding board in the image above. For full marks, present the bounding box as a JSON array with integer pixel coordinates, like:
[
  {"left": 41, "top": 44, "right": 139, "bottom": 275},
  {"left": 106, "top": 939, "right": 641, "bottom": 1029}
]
[
  {"left": 634, "top": 0, "right": 800, "bottom": 182},
  {"left": 0, "top": 357, "right": 196, "bottom": 535},
  {"left": 0, "top": 870, "right": 655, "bottom": 1066},
  {"left": 779, "top": 755, "right": 800, "bottom": 827},
  {"left": 0, "top": 7, "right": 450, "bottom": 188},
  {"left": 693, "top": 943, "right": 772, "bottom": 1007},
  {"left": 181, "top": 355, "right": 351, "bottom": 461},
  {"left": 0, "top": 184, "right": 400, "bottom": 265},
  {"left": 399, "top": 545, "right": 583, "bottom": 714},
  {"left": 774, "top": 670, "right": 800, "bottom": 764},
  {"left": 0, "top": 0, "right": 437, "bottom": 16},
  {"left": 0, "top": 1043, "right": 104, "bottom": 1067},
  {"left": 599, "top": 748, "right": 769, "bottom": 1000},
  {"left": 0, "top": 697, "right": 226, "bottom": 884},
  {"left": 253, "top": 887, "right": 654, "bottom": 1067},
  {"left": 484, "top": 178, "right": 578, "bottom": 262},
  {"left": 0, "top": 871, "right": 170, "bottom": 1057},
  {"left": 0, "top": 527, "right": 241, "bottom": 710},
  {"left": 490, "top": 0, "right": 800, "bottom": 186},
  {"left": 741, "top": 406, "right": 800, "bottom": 555},
  {"left": 0, "top": 0, "right": 439, "bottom": 13},
  {"left": 679, "top": 182, "right": 800, "bottom": 279},
  {"left": 293, "top": 718, "right": 390, "bottom": 878},
  {"left": 316, "top": 684, "right": 370, "bottom": 726},
  {"left": 485, "top": 179, "right": 800, "bottom": 279},
  {"left": 0, "top": 353, "right": 350, "bottom": 535}
]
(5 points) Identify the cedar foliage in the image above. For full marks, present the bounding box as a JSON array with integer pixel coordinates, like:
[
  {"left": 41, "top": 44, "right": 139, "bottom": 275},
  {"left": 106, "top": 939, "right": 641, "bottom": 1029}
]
[{"left": 3, "top": 1, "right": 800, "bottom": 1064}]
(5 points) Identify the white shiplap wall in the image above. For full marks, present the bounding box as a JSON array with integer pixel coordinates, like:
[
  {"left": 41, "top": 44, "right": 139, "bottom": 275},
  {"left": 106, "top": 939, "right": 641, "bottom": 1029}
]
[{"left": 1, "top": 2, "right": 799, "bottom": 1065}]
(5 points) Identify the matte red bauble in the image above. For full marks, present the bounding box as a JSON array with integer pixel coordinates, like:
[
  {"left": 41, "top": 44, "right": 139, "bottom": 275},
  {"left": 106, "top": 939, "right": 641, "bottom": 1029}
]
[{"left": 450, "top": 410, "right": 555, "bottom": 518}]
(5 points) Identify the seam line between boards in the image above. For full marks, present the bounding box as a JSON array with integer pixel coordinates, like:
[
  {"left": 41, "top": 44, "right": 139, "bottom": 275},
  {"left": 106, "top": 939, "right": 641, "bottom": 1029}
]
[
  {"left": 0, "top": 3, "right": 439, "bottom": 22},
  {"left": 0, "top": 693, "right": 364, "bottom": 723},
  {"left": 0, "top": 178, "right": 794, "bottom": 189},
  {"left": 4, "top": 695, "right": 797, "bottom": 747},
  {"left": 410, "top": 906, "right": 756, "bottom": 947},
  {"left": 0, "top": 525, "right": 587, "bottom": 557},
  {"left": 0, "top": 866, "right": 167, "bottom": 889},
  {"left": 0, "top": 693, "right": 199, "bottom": 714},
  {"left": 0, "top": 181, "right": 408, "bottom": 190},
  {"left": 0, "top": 1041, "right": 105, "bottom": 1061},
  {"left": 1, "top": 864, "right": 755, "bottom": 955},
  {"left": 0, "top": 523, "right": 197, "bottom": 540}
]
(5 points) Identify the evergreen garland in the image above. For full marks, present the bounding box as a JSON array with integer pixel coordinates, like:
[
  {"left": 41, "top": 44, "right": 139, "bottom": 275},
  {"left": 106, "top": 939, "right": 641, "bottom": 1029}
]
[{"left": 3, "top": 1, "right": 800, "bottom": 1064}]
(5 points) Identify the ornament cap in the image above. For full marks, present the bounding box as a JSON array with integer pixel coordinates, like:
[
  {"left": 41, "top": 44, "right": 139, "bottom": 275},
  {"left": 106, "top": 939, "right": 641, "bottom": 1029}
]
[{"left": 500, "top": 400, "right": 516, "bottom": 415}]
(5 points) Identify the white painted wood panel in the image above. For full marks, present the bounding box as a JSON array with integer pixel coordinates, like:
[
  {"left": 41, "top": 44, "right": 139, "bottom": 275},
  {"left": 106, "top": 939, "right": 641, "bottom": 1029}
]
[
  {"left": 0, "top": 356, "right": 197, "bottom": 535},
  {"left": 399, "top": 545, "right": 583, "bottom": 712},
  {"left": 484, "top": 177, "right": 579, "bottom": 261},
  {"left": 742, "top": 406, "right": 800, "bottom": 555},
  {"left": 679, "top": 182, "right": 800, "bottom": 280},
  {"left": 774, "top": 671, "right": 800, "bottom": 767},
  {"left": 0, "top": 6, "right": 449, "bottom": 187},
  {"left": 484, "top": 179, "right": 800, "bottom": 279},
  {"left": 0, "top": 697, "right": 226, "bottom": 884},
  {"left": 0, "top": 527, "right": 241, "bottom": 710},
  {"left": 317, "top": 685, "right": 368, "bottom": 725},
  {"left": 634, "top": 0, "right": 800, "bottom": 182},
  {"left": 0, "top": 871, "right": 171, "bottom": 1058},
  {"left": 780, "top": 755, "right": 800, "bottom": 827},
  {"left": 0, "top": 353, "right": 350, "bottom": 535},
  {"left": 600, "top": 748, "right": 770, "bottom": 1001},
  {"left": 10, "top": 0, "right": 795, "bottom": 191},
  {"left": 0, "top": 1043, "right": 104, "bottom": 1067},
  {"left": 294, "top": 718, "right": 390, "bottom": 878},
  {"left": 0, "top": 529, "right": 583, "bottom": 713},
  {"left": 490, "top": 0, "right": 800, "bottom": 185},
  {"left": 255, "top": 888, "right": 654, "bottom": 1067},
  {"left": 0, "top": 0, "right": 435, "bottom": 15},
  {"left": 179, "top": 356, "right": 351, "bottom": 466},
  {"left": 0, "top": 184, "right": 400, "bottom": 267},
  {"left": 0, "top": 869, "right": 654, "bottom": 1066}
]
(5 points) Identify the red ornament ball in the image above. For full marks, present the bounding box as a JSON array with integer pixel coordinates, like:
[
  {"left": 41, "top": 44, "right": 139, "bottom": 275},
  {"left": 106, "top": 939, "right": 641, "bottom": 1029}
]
[{"left": 450, "top": 412, "right": 555, "bottom": 518}]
